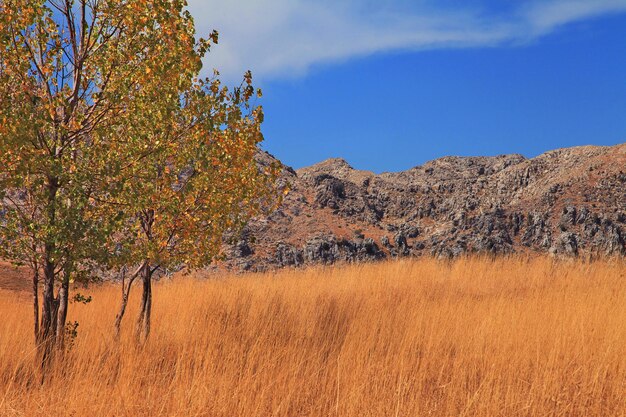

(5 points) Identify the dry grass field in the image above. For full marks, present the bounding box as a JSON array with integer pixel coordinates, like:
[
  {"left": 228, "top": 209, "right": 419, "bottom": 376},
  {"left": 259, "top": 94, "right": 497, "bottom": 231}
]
[{"left": 0, "top": 256, "right": 625, "bottom": 416}]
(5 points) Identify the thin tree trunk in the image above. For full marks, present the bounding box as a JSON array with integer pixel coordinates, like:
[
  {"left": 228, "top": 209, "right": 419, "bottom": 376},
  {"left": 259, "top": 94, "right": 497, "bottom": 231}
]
[
  {"left": 40, "top": 261, "right": 54, "bottom": 340},
  {"left": 114, "top": 290, "right": 130, "bottom": 339},
  {"left": 55, "top": 270, "right": 70, "bottom": 348},
  {"left": 135, "top": 262, "right": 152, "bottom": 343},
  {"left": 143, "top": 267, "right": 152, "bottom": 339},
  {"left": 39, "top": 258, "right": 56, "bottom": 365},
  {"left": 50, "top": 293, "right": 60, "bottom": 347},
  {"left": 33, "top": 269, "right": 40, "bottom": 344},
  {"left": 114, "top": 263, "right": 144, "bottom": 339},
  {"left": 135, "top": 210, "right": 155, "bottom": 344},
  {"left": 114, "top": 267, "right": 130, "bottom": 339},
  {"left": 39, "top": 176, "right": 59, "bottom": 366}
]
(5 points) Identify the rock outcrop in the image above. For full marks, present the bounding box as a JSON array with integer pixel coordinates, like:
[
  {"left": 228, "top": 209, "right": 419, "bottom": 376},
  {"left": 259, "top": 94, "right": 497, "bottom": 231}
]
[{"left": 222, "top": 144, "right": 626, "bottom": 271}]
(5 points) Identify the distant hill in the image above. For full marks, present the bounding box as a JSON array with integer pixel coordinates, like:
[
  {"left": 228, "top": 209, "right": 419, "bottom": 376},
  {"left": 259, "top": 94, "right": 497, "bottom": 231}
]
[
  {"left": 222, "top": 143, "right": 626, "bottom": 271},
  {"left": 2, "top": 144, "right": 625, "bottom": 290}
]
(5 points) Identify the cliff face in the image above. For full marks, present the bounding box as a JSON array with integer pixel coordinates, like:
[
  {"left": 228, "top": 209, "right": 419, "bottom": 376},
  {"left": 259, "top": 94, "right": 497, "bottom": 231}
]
[{"left": 223, "top": 144, "right": 626, "bottom": 271}]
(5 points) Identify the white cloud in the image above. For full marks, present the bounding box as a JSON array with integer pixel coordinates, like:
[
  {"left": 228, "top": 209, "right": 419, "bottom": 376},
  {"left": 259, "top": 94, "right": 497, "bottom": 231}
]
[
  {"left": 524, "top": 0, "right": 626, "bottom": 34},
  {"left": 186, "top": 0, "right": 626, "bottom": 83}
]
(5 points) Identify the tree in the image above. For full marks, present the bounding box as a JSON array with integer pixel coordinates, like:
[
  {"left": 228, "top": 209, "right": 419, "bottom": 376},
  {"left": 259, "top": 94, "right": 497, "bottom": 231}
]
[
  {"left": 112, "top": 71, "right": 280, "bottom": 342},
  {"left": 0, "top": 0, "right": 205, "bottom": 362}
]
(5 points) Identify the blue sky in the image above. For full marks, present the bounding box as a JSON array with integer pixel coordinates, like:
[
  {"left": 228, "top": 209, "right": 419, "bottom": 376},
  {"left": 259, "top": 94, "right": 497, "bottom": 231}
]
[{"left": 188, "top": 0, "right": 626, "bottom": 173}]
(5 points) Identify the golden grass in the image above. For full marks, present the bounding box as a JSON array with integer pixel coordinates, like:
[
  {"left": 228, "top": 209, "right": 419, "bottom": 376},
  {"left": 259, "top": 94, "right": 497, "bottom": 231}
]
[{"left": 1, "top": 256, "right": 625, "bottom": 417}]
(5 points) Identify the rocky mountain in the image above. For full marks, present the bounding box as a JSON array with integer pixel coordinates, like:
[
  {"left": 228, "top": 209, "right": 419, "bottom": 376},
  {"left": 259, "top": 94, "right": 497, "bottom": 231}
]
[{"left": 222, "top": 143, "right": 626, "bottom": 271}]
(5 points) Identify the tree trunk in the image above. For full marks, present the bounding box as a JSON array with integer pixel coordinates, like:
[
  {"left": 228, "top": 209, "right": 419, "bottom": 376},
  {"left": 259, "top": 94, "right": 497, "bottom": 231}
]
[
  {"left": 114, "top": 263, "right": 145, "bottom": 339},
  {"left": 39, "top": 176, "right": 59, "bottom": 365},
  {"left": 135, "top": 210, "right": 155, "bottom": 344},
  {"left": 39, "top": 259, "right": 56, "bottom": 365},
  {"left": 33, "top": 269, "right": 40, "bottom": 344},
  {"left": 55, "top": 270, "right": 70, "bottom": 348},
  {"left": 136, "top": 262, "right": 153, "bottom": 343},
  {"left": 114, "top": 281, "right": 130, "bottom": 339}
]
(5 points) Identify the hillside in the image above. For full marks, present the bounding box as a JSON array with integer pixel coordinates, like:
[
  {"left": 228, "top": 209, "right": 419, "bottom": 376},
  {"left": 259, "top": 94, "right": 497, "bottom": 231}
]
[
  {"left": 223, "top": 143, "right": 626, "bottom": 271},
  {"left": 1, "top": 144, "right": 624, "bottom": 287}
]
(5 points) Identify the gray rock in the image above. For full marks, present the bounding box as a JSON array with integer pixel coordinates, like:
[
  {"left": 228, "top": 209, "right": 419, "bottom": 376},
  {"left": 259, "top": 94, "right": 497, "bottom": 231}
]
[
  {"left": 275, "top": 243, "right": 304, "bottom": 267},
  {"left": 550, "top": 232, "right": 579, "bottom": 256},
  {"left": 394, "top": 232, "right": 409, "bottom": 256},
  {"left": 303, "top": 235, "right": 385, "bottom": 264}
]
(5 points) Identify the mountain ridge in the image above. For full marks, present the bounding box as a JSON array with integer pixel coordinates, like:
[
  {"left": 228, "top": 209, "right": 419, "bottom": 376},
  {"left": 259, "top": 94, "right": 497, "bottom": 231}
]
[
  {"left": 222, "top": 143, "right": 626, "bottom": 271},
  {"left": 1, "top": 143, "right": 624, "bottom": 290}
]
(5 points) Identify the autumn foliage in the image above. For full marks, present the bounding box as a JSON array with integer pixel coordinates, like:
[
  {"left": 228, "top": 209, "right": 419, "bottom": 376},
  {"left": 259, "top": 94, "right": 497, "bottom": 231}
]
[
  {"left": 0, "top": 0, "right": 278, "bottom": 354},
  {"left": 1, "top": 256, "right": 625, "bottom": 416}
]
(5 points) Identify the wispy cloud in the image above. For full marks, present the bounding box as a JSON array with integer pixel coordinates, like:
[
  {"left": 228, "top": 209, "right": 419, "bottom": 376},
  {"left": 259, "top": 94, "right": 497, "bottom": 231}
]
[
  {"left": 187, "top": 0, "right": 626, "bottom": 82},
  {"left": 524, "top": 0, "right": 626, "bottom": 34}
]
